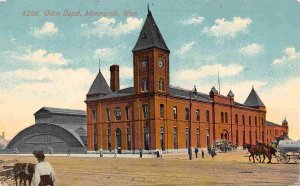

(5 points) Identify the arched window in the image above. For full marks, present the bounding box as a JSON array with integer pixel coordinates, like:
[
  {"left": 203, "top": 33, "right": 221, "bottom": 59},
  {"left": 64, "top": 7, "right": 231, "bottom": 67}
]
[
  {"left": 185, "top": 108, "right": 189, "bottom": 120},
  {"left": 142, "top": 104, "right": 149, "bottom": 119},
  {"left": 173, "top": 106, "right": 177, "bottom": 119},
  {"left": 141, "top": 78, "right": 148, "bottom": 92}
]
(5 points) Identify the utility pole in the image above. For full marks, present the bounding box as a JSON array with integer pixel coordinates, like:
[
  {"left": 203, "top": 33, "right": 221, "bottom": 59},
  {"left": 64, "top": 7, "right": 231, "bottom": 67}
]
[{"left": 188, "top": 85, "right": 196, "bottom": 160}]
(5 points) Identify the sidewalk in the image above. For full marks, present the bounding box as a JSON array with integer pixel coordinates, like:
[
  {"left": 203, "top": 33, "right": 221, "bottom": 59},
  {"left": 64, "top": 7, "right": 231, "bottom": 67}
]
[{"left": 1, "top": 153, "right": 156, "bottom": 158}]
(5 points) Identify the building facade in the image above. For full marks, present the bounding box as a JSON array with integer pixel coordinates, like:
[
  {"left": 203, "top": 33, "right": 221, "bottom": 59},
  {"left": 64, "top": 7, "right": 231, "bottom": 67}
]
[{"left": 85, "top": 8, "right": 288, "bottom": 152}]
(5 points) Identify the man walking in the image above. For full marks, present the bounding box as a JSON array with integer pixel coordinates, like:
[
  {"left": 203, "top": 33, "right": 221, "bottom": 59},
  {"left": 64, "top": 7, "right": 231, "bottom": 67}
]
[
  {"left": 201, "top": 149, "right": 205, "bottom": 159},
  {"left": 195, "top": 148, "right": 199, "bottom": 158}
]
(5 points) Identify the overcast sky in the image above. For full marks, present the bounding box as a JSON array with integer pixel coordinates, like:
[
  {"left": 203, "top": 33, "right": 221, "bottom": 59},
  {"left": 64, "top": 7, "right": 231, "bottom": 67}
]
[{"left": 0, "top": 0, "right": 299, "bottom": 140}]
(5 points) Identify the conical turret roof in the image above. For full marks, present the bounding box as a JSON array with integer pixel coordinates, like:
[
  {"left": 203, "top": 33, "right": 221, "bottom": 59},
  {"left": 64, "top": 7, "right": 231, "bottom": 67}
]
[
  {"left": 132, "top": 7, "right": 169, "bottom": 53},
  {"left": 244, "top": 88, "right": 265, "bottom": 107},
  {"left": 87, "top": 70, "right": 112, "bottom": 96}
]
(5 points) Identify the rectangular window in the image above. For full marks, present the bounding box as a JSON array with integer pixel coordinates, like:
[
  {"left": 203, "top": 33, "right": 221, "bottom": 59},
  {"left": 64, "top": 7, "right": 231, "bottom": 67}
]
[
  {"left": 160, "top": 127, "right": 164, "bottom": 150},
  {"left": 107, "top": 128, "right": 111, "bottom": 150},
  {"left": 221, "top": 112, "right": 224, "bottom": 123},
  {"left": 235, "top": 114, "right": 238, "bottom": 124},
  {"left": 236, "top": 129, "right": 239, "bottom": 145},
  {"left": 206, "top": 110, "right": 210, "bottom": 122},
  {"left": 185, "top": 108, "right": 189, "bottom": 120},
  {"left": 249, "top": 116, "right": 252, "bottom": 125},
  {"left": 160, "top": 104, "right": 164, "bottom": 118},
  {"left": 225, "top": 112, "right": 228, "bottom": 123},
  {"left": 185, "top": 128, "right": 189, "bottom": 148},
  {"left": 142, "top": 104, "right": 149, "bottom": 119},
  {"left": 255, "top": 116, "right": 257, "bottom": 126},
  {"left": 127, "top": 128, "right": 131, "bottom": 150},
  {"left": 125, "top": 107, "right": 129, "bottom": 120},
  {"left": 173, "top": 127, "right": 178, "bottom": 149},
  {"left": 206, "top": 128, "right": 210, "bottom": 146},
  {"left": 242, "top": 115, "right": 245, "bottom": 125},
  {"left": 196, "top": 109, "right": 200, "bottom": 121},
  {"left": 196, "top": 128, "right": 200, "bottom": 147},
  {"left": 92, "top": 109, "right": 97, "bottom": 123},
  {"left": 106, "top": 108, "right": 111, "bottom": 121},
  {"left": 115, "top": 107, "right": 121, "bottom": 120}
]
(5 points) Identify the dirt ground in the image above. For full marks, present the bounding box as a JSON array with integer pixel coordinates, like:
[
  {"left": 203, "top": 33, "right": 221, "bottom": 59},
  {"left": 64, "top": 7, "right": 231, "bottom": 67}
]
[{"left": 1, "top": 151, "right": 299, "bottom": 186}]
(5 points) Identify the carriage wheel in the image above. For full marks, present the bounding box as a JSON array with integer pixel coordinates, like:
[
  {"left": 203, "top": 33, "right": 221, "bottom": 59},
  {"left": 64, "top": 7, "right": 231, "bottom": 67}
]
[
  {"left": 279, "top": 154, "right": 290, "bottom": 164},
  {"left": 293, "top": 153, "right": 300, "bottom": 164}
]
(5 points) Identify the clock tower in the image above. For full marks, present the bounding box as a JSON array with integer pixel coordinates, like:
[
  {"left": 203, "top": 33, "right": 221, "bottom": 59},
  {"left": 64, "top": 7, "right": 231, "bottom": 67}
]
[{"left": 132, "top": 7, "right": 170, "bottom": 95}]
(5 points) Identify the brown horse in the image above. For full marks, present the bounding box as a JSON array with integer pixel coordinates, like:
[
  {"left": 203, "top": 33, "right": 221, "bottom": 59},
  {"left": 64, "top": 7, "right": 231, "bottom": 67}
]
[
  {"left": 13, "top": 163, "right": 35, "bottom": 186},
  {"left": 244, "top": 144, "right": 266, "bottom": 163},
  {"left": 264, "top": 145, "right": 277, "bottom": 164}
]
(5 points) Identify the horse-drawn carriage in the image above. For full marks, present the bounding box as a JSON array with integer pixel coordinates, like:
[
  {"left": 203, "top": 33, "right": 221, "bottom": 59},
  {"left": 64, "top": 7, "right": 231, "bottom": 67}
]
[{"left": 277, "top": 140, "right": 300, "bottom": 164}]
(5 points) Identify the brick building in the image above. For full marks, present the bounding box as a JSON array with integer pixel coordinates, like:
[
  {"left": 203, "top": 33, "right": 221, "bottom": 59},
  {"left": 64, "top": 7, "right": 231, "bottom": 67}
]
[{"left": 85, "top": 8, "right": 288, "bottom": 152}]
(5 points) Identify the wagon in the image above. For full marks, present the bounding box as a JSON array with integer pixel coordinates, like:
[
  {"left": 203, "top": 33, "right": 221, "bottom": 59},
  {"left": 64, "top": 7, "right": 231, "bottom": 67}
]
[
  {"left": 277, "top": 140, "right": 300, "bottom": 164},
  {"left": 0, "top": 159, "right": 17, "bottom": 185}
]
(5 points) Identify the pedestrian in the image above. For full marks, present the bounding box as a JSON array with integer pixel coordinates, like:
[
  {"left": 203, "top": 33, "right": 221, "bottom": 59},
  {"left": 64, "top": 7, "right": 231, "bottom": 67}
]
[
  {"left": 99, "top": 148, "right": 103, "bottom": 158},
  {"left": 67, "top": 149, "right": 70, "bottom": 156},
  {"left": 159, "top": 149, "right": 163, "bottom": 158},
  {"left": 156, "top": 149, "right": 159, "bottom": 158},
  {"left": 207, "top": 145, "right": 211, "bottom": 155},
  {"left": 211, "top": 146, "right": 217, "bottom": 159},
  {"left": 139, "top": 148, "right": 142, "bottom": 158},
  {"left": 195, "top": 148, "right": 199, "bottom": 158},
  {"left": 114, "top": 147, "right": 117, "bottom": 158},
  {"left": 32, "top": 150, "right": 55, "bottom": 186},
  {"left": 201, "top": 150, "right": 205, "bottom": 159}
]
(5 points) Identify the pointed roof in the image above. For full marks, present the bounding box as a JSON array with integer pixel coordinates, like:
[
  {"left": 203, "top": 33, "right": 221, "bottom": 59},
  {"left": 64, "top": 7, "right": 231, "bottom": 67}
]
[
  {"left": 227, "top": 90, "right": 234, "bottom": 98},
  {"left": 132, "top": 7, "right": 170, "bottom": 53},
  {"left": 87, "top": 70, "right": 112, "bottom": 96},
  {"left": 210, "top": 86, "right": 219, "bottom": 95},
  {"left": 244, "top": 88, "right": 265, "bottom": 107},
  {"left": 282, "top": 117, "right": 288, "bottom": 124}
]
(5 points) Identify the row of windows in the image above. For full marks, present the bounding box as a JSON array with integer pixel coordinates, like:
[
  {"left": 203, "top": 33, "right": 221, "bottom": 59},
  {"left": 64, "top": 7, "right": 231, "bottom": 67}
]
[
  {"left": 141, "top": 78, "right": 165, "bottom": 92},
  {"left": 92, "top": 107, "right": 264, "bottom": 125},
  {"left": 172, "top": 107, "right": 208, "bottom": 122},
  {"left": 234, "top": 114, "right": 263, "bottom": 126}
]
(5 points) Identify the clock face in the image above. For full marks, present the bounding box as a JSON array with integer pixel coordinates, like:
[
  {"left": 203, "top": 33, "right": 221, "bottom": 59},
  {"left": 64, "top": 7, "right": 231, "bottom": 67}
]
[
  {"left": 141, "top": 60, "right": 147, "bottom": 67},
  {"left": 158, "top": 59, "right": 164, "bottom": 68}
]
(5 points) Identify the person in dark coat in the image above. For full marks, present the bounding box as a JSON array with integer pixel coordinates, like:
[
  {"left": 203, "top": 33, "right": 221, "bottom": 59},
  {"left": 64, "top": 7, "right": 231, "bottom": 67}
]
[
  {"left": 139, "top": 148, "right": 142, "bottom": 158},
  {"left": 195, "top": 148, "right": 199, "bottom": 158},
  {"left": 201, "top": 150, "right": 205, "bottom": 159},
  {"left": 207, "top": 145, "right": 211, "bottom": 155},
  {"left": 211, "top": 146, "right": 217, "bottom": 159}
]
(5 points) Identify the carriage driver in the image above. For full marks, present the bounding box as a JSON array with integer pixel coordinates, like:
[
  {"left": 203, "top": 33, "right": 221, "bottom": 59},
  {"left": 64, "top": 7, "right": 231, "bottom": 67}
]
[{"left": 32, "top": 150, "right": 56, "bottom": 186}]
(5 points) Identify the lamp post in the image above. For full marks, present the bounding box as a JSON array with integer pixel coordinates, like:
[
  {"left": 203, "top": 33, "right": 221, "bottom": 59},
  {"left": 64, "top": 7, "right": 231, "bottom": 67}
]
[{"left": 188, "top": 86, "right": 197, "bottom": 160}]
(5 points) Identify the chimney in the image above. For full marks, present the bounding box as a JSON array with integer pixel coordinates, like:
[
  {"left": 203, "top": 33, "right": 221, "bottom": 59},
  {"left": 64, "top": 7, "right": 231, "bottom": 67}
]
[{"left": 110, "top": 65, "right": 120, "bottom": 92}]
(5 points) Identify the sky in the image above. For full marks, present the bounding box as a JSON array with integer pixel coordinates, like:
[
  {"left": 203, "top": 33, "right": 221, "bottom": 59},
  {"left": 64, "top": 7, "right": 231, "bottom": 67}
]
[{"left": 0, "top": 0, "right": 299, "bottom": 140}]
